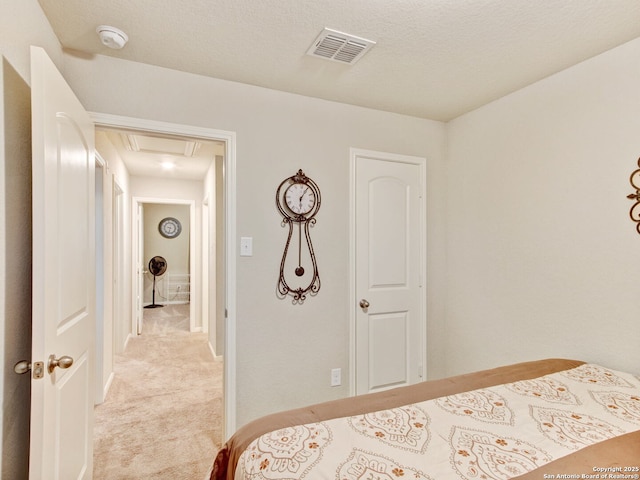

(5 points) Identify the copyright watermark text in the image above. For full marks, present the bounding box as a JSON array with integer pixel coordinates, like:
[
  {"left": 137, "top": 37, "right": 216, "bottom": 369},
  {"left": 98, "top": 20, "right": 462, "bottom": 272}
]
[{"left": 542, "top": 467, "right": 640, "bottom": 480}]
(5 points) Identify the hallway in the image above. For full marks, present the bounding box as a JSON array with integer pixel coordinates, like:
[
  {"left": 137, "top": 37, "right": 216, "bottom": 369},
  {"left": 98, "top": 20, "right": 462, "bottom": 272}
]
[{"left": 93, "top": 304, "right": 223, "bottom": 478}]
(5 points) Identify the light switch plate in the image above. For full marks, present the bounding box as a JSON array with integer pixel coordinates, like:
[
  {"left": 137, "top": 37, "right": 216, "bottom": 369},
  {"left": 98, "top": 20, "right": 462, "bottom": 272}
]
[{"left": 240, "top": 237, "right": 253, "bottom": 256}]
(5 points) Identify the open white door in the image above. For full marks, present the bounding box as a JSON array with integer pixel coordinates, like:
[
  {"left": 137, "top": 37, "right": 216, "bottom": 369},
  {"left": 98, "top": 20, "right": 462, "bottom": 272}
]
[{"left": 30, "top": 46, "right": 96, "bottom": 479}]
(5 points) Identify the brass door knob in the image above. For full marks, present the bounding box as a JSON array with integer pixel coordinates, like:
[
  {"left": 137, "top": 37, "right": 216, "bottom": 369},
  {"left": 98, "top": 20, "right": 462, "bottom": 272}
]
[
  {"left": 359, "top": 299, "right": 370, "bottom": 309},
  {"left": 14, "top": 360, "right": 31, "bottom": 375},
  {"left": 48, "top": 355, "right": 74, "bottom": 374}
]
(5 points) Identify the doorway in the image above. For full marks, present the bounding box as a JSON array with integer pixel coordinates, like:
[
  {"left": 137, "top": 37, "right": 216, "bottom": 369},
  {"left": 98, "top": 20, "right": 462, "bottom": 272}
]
[
  {"left": 136, "top": 200, "right": 195, "bottom": 333},
  {"left": 144, "top": 203, "right": 191, "bottom": 311},
  {"left": 91, "top": 113, "right": 237, "bottom": 438}
]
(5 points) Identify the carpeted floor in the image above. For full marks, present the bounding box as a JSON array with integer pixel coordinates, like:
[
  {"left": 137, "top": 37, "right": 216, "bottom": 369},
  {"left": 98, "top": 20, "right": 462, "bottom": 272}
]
[{"left": 93, "top": 304, "right": 223, "bottom": 479}]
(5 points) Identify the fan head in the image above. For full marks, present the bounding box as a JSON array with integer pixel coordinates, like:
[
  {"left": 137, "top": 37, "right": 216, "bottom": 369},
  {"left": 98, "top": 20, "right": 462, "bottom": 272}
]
[{"left": 148, "top": 256, "right": 167, "bottom": 276}]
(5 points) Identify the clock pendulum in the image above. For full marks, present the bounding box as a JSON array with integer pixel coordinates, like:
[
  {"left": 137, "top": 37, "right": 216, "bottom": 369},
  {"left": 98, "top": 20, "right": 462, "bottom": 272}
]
[
  {"left": 295, "top": 221, "right": 304, "bottom": 276},
  {"left": 276, "top": 169, "right": 321, "bottom": 302}
]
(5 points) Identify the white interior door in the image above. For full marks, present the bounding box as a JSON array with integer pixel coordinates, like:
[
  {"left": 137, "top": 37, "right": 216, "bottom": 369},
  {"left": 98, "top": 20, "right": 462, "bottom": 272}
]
[
  {"left": 352, "top": 149, "right": 426, "bottom": 395},
  {"left": 30, "top": 46, "right": 96, "bottom": 479}
]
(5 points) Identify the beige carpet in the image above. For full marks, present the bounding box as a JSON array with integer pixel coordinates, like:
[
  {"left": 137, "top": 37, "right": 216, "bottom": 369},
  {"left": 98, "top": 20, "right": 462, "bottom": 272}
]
[{"left": 93, "top": 304, "right": 223, "bottom": 479}]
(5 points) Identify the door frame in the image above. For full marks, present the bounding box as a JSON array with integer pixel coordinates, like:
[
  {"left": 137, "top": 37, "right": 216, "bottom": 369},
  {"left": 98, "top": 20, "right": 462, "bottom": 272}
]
[
  {"left": 89, "top": 112, "right": 238, "bottom": 437},
  {"left": 112, "top": 178, "right": 125, "bottom": 354},
  {"left": 202, "top": 194, "right": 210, "bottom": 335},
  {"left": 95, "top": 153, "right": 107, "bottom": 404},
  {"left": 348, "top": 148, "right": 428, "bottom": 396}
]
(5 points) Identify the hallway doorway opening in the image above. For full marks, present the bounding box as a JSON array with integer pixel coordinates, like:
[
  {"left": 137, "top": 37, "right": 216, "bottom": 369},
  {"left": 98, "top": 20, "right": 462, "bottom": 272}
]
[{"left": 91, "top": 113, "right": 238, "bottom": 440}]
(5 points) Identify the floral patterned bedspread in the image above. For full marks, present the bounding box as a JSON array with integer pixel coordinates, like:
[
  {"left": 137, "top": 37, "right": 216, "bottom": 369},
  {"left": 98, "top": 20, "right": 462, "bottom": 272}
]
[{"left": 236, "top": 364, "right": 640, "bottom": 480}]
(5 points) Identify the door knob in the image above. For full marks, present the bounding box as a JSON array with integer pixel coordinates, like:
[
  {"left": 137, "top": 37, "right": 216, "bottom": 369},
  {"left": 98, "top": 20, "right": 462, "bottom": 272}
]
[
  {"left": 14, "top": 360, "right": 45, "bottom": 378},
  {"left": 359, "top": 299, "right": 370, "bottom": 309},
  {"left": 48, "top": 354, "right": 74, "bottom": 374},
  {"left": 14, "top": 360, "right": 31, "bottom": 375}
]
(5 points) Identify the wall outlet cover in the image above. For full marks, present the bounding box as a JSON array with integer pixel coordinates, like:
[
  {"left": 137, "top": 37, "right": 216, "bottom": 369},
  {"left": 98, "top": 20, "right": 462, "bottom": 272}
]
[{"left": 331, "top": 368, "right": 341, "bottom": 386}]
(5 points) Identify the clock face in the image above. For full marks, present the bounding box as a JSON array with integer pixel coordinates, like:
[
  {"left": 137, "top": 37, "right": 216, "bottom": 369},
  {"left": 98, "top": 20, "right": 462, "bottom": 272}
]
[
  {"left": 159, "top": 217, "right": 182, "bottom": 238},
  {"left": 285, "top": 183, "right": 316, "bottom": 215}
]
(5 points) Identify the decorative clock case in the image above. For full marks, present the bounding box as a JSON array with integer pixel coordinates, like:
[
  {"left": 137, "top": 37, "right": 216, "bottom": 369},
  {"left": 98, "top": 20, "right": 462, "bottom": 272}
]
[{"left": 276, "top": 169, "right": 321, "bottom": 302}]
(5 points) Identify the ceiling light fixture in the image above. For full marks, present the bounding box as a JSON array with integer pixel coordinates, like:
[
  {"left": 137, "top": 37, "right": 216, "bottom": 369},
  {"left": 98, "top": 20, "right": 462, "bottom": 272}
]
[
  {"left": 96, "top": 25, "right": 129, "bottom": 49},
  {"left": 161, "top": 161, "right": 176, "bottom": 171}
]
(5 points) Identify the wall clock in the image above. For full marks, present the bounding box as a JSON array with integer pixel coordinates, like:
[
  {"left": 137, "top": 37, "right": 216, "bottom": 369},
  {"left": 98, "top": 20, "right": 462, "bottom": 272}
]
[
  {"left": 627, "top": 157, "right": 640, "bottom": 235},
  {"left": 158, "top": 217, "right": 182, "bottom": 238},
  {"left": 276, "top": 169, "right": 321, "bottom": 303}
]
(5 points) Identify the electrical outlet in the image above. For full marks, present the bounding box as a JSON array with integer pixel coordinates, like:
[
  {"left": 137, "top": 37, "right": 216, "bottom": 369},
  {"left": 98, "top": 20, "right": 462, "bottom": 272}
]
[{"left": 331, "top": 368, "right": 341, "bottom": 387}]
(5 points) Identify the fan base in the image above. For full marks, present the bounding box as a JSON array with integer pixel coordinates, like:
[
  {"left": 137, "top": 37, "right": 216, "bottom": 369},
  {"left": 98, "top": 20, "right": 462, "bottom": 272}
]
[{"left": 144, "top": 304, "right": 164, "bottom": 309}]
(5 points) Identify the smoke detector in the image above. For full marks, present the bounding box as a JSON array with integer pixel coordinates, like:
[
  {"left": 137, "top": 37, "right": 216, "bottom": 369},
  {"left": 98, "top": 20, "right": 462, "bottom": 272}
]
[
  {"left": 306, "top": 28, "right": 375, "bottom": 65},
  {"left": 96, "top": 25, "right": 129, "bottom": 49}
]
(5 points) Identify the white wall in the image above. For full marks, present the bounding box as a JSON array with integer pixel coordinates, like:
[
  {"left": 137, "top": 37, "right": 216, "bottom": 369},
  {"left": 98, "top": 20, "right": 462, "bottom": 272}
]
[
  {"left": 215, "top": 157, "right": 225, "bottom": 356},
  {"left": 95, "top": 130, "right": 132, "bottom": 356},
  {"left": 63, "top": 53, "right": 448, "bottom": 426},
  {"left": 203, "top": 158, "right": 223, "bottom": 357},
  {"left": 93, "top": 132, "right": 133, "bottom": 402},
  {"left": 446, "top": 37, "right": 640, "bottom": 377},
  {"left": 0, "top": 0, "right": 63, "bottom": 476}
]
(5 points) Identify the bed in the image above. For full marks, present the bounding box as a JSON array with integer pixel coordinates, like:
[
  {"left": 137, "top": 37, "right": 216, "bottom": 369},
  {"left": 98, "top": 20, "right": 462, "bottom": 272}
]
[{"left": 210, "top": 359, "right": 640, "bottom": 480}]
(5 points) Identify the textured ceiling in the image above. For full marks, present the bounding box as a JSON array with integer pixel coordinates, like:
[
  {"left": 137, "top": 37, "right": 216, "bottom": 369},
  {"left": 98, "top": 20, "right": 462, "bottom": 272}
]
[{"left": 39, "top": 0, "right": 640, "bottom": 122}]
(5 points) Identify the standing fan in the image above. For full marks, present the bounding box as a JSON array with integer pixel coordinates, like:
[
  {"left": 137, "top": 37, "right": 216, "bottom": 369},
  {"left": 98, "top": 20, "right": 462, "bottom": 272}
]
[{"left": 145, "top": 256, "right": 167, "bottom": 309}]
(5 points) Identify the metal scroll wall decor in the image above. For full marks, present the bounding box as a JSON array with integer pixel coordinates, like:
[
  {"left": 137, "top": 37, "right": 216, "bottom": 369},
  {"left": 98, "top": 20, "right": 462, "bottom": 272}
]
[
  {"left": 276, "top": 169, "right": 321, "bottom": 303},
  {"left": 627, "top": 157, "right": 640, "bottom": 234}
]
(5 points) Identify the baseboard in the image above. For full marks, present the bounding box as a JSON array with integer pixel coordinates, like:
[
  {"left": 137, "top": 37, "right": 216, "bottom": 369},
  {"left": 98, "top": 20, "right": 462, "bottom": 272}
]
[
  {"left": 208, "top": 341, "right": 224, "bottom": 362},
  {"left": 123, "top": 333, "right": 132, "bottom": 350},
  {"left": 142, "top": 301, "right": 189, "bottom": 306},
  {"left": 103, "top": 371, "right": 115, "bottom": 399}
]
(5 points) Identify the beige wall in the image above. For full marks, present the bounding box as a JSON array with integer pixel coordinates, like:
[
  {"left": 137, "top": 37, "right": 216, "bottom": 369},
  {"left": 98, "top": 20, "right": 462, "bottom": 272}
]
[
  {"left": 130, "top": 176, "right": 204, "bottom": 328},
  {"left": 94, "top": 130, "right": 132, "bottom": 405},
  {"left": 95, "top": 130, "right": 132, "bottom": 356},
  {"left": 215, "top": 157, "right": 225, "bottom": 356},
  {"left": 143, "top": 203, "right": 190, "bottom": 303},
  {"left": 446, "top": 37, "right": 640, "bottom": 377},
  {"left": 203, "top": 157, "right": 224, "bottom": 357},
  {"left": 62, "top": 52, "right": 448, "bottom": 425}
]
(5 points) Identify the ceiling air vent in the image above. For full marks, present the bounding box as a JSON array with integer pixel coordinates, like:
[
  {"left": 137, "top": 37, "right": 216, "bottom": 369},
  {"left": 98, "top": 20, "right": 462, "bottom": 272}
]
[{"left": 306, "top": 28, "right": 375, "bottom": 65}]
